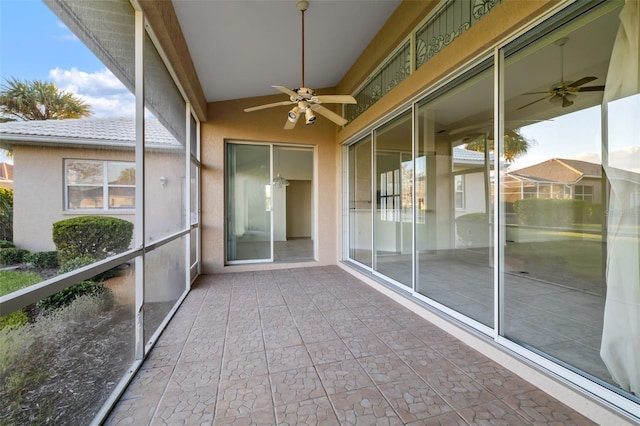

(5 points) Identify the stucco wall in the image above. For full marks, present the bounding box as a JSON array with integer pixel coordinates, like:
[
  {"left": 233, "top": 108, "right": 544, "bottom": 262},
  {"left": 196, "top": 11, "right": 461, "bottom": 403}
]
[
  {"left": 13, "top": 145, "right": 185, "bottom": 253},
  {"left": 201, "top": 92, "right": 340, "bottom": 273}
]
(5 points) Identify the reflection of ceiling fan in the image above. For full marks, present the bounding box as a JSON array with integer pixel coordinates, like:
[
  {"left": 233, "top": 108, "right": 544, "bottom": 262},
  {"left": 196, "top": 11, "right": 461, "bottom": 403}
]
[
  {"left": 244, "top": 0, "right": 356, "bottom": 129},
  {"left": 517, "top": 37, "right": 605, "bottom": 111}
]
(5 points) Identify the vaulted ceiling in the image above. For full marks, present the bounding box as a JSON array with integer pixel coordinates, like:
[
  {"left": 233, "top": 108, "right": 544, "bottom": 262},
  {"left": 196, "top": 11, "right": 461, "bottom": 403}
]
[{"left": 172, "top": 0, "right": 402, "bottom": 102}]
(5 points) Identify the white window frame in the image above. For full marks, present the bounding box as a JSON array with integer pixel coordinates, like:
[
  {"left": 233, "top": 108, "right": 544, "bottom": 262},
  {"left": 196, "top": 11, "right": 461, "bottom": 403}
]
[{"left": 64, "top": 159, "right": 136, "bottom": 211}]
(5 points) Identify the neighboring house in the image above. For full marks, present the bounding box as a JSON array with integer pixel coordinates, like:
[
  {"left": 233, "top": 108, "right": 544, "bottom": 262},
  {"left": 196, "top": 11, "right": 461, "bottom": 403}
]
[
  {"left": 503, "top": 158, "right": 603, "bottom": 204},
  {"left": 0, "top": 117, "right": 185, "bottom": 252},
  {"left": 0, "top": 162, "right": 13, "bottom": 190}
]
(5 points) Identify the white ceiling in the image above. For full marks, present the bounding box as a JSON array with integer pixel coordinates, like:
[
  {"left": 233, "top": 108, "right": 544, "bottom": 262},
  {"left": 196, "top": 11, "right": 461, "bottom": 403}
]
[{"left": 172, "top": 0, "right": 402, "bottom": 102}]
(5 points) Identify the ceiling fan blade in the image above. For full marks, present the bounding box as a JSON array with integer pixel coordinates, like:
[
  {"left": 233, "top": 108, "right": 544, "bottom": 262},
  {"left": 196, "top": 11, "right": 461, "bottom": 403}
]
[
  {"left": 284, "top": 114, "right": 300, "bottom": 130},
  {"left": 517, "top": 94, "right": 553, "bottom": 110},
  {"left": 244, "top": 100, "right": 294, "bottom": 112},
  {"left": 520, "top": 91, "right": 552, "bottom": 95},
  {"left": 568, "top": 76, "right": 597, "bottom": 88},
  {"left": 578, "top": 85, "right": 605, "bottom": 92},
  {"left": 272, "top": 85, "right": 299, "bottom": 98},
  {"left": 312, "top": 95, "right": 357, "bottom": 104},
  {"left": 310, "top": 104, "right": 348, "bottom": 126}
]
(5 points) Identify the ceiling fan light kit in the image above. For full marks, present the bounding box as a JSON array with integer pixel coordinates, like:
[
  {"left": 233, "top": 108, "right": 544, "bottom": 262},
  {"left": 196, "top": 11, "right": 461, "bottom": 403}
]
[{"left": 243, "top": 0, "right": 357, "bottom": 129}]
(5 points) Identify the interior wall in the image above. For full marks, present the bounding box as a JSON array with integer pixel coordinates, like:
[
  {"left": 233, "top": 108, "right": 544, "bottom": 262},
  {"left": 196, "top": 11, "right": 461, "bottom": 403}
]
[
  {"left": 201, "top": 92, "right": 338, "bottom": 273},
  {"left": 286, "top": 180, "right": 312, "bottom": 239}
]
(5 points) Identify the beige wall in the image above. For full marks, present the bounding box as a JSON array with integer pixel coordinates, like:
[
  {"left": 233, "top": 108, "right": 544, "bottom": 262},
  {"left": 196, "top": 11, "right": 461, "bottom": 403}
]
[
  {"left": 201, "top": 93, "right": 340, "bottom": 273},
  {"left": 198, "top": 0, "right": 561, "bottom": 274},
  {"left": 13, "top": 145, "right": 185, "bottom": 253}
]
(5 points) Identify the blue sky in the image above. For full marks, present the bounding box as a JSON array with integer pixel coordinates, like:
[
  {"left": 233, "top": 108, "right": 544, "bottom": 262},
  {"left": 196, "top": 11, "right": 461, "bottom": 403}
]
[{"left": 0, "top": 0, "right": 134, "bottom": 119}]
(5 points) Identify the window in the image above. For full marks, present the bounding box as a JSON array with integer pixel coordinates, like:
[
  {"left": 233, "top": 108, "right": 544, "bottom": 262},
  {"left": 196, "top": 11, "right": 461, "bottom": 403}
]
[
  {"left": 454, "top": 174, "right": 465, "bottom": 209},
  {"left": 65, "top": 159, "right": 135, "bottom": 210},
  {"left": 574, "top": 185, "right": 593, "bottom": 202}
]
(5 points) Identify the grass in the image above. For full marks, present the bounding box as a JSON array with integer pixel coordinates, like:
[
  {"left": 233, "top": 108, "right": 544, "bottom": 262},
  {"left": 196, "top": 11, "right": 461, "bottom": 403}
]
[{"left": 0, "top": 270, "right": 42, "bottom": 297}]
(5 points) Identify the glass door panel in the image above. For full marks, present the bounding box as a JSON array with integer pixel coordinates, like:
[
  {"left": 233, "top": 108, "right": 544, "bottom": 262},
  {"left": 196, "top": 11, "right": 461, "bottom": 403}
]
[
  {"left": 415, "top": 60, "right": 495, "bottom": 327},
  {"left": 500, "top": 2, "right": 629, "bottom": 392},
  {"left": 374, "top": 111, "right": 413, "bottom": 287},
  {"left": 226, "top": 143, "right": 272, "bottom": 262},
  {"left": 349, "top": 136, "right": 373, "bottom": 266}
]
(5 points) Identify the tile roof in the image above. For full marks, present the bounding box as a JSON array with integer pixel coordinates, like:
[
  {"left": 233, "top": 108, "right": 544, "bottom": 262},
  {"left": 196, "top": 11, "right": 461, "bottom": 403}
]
[
  {"left": 0, "top": 117, "right": 180, "bottom": 147},
  {"left": 508, "top": 158, "right": 602, "bottom": 183},
  {"left": 453, "top": 146, "right": 493, "bottom": 163}
]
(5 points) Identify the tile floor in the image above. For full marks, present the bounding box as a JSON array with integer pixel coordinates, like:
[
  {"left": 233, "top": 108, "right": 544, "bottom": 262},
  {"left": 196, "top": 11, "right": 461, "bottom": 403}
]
[{"left": 105, "top": 266, "right": 596, "bottom": 425}]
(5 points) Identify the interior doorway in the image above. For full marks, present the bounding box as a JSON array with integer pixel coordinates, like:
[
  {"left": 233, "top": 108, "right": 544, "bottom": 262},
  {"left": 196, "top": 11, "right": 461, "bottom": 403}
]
[{"left": 226, "top": 142, "right": 314, "bottom": 264}]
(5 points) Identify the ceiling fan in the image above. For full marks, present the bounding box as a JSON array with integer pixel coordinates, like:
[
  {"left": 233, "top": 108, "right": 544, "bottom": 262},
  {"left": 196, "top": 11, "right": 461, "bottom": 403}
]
[
  {"left": 243, "top": 0, "right": 357, "bottom": 129},
  {"left": 517, "top": 37, "right": 605, "bottom": 111}
]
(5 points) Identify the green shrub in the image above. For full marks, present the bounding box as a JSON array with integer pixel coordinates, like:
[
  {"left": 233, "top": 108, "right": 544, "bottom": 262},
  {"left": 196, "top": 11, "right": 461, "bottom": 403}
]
[
  {"left": 0, "top": 188, "right": 13, "bottom": 242},
  {"left": 25, "top": 251, "right": 59, "bottom": 269},
  {"left": 0, "top": 271, "right": 41, "bottom": 331},
  {"left": 455, "top": 213, "right": 490, "bottom": 245},
  {"left": 52, "top": 216, "right": 133, "bottom": 265},
  {"left": 0, "top": 240, "right": 15, "bottom": 249},
  {"left": 514, "top": 198, "right": 588, "bottom": 227},
  {"left": 37, "top": 280, "right": 112, "bottom": 312},
  {"left": 0, "top": 247, "right": 29, "bottom": 265},
  {"left": 0, "top": 310, "right": 28, "bottom": 330}
]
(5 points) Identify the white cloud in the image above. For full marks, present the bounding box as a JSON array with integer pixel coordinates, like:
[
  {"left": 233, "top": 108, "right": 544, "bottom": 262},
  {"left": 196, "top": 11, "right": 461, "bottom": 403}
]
[{"left": 48, "top": 67, "right": 134, "bottom": 118}]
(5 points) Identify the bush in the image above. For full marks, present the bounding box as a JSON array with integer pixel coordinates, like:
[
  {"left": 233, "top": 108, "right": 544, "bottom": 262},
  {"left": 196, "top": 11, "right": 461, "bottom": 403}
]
[
  {"left": 0, "top": 188, "right": 12, "bottom": 242},
  {"left": 455, "top": 213, "right": 490, "bottom": 245},
  {"left": 52, "top": 216, "right": 133, "bottom": 265},
  {"left": 0, "top": 240, "right": 15, "bottom": 249},
  {"left": 25, "top": 251, "right": 59, "bottom": 269},
  {"left": 514, "top": 199, "right": 588, "bottom": 227},
  {"left": 0, "top": 310, "right": 28, "bottom": 330},
  {"left": 37, "top": 280, "right": 113, "bottom": 312},
  {"left": 0, "top": 247, "right": 29, "bottom": 265}
]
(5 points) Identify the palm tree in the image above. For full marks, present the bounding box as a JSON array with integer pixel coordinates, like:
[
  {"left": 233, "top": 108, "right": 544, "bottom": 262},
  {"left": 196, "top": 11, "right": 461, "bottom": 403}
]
[
  {"left": 464, "top": 128, "right": 532, "bottom": 162},
  {"left": 0, "top": 77, "right": 91, "bottom": 122}
]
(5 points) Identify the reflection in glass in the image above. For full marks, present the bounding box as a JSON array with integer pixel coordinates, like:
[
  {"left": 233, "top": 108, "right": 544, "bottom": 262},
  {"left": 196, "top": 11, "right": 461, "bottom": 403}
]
[
  {"left": 348, "top": 136, "right": 373, "bottom": 266},
  {"left": 500, "top": 3, "right": 632, "bottom": 394},
  {"left": 416, "top": 61, "right": 495, "bottom": 327},
  {"left": 374, "top": 112, "right": 413, "bottom": 287}
]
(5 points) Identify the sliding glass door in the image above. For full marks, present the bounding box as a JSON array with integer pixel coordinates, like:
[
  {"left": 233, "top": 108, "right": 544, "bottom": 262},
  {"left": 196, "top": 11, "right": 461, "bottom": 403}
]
[{"left": 226, "top": 143, "right": 272, "bottom": 262}]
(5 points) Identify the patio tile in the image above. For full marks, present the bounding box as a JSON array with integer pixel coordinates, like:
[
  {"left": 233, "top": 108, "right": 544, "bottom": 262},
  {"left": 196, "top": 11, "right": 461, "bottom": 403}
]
[
  {"left": 378, "top": 377, "right": 453, "bottom": 423},
  {"left": 274, "top": 396, "right": 339, "bottom": 425},
  {"left": 424, "top": 369, "right": 497, "bottom": 410},
  {"left": 343, "top": 332, "right": 392, "bottom": 358},
  {"left": 460, "top": 361, "right": 537, "bottom": 398},
  {"left": 316, "top": 358, "right": 374, "bottom": 395},
  {"left": 166, "top": 360, "right": 221, "bottom": 392},
  {"left": 328, "top": 386, "right": 402, "bottom": 425},
  {"left": 376, "top": 329, "right": 425, "bottom": 351},
  {"left": 152, "top": 386, "right": 216, "bottom": 424},
  {"left": 405, "top": 411, "right": 468, "bottom": 426},
  {"left": 357, "top": 352, "right": 420, "bottom": 385},
  {"left": 266, "top": 344, "right": 313, "bottom": 373},
  {"left": 306, "top": 338, "right": 354, "bottom": 365},
  {"left": 502, "top": 389, "right": 597, "bottom": 425},
  {"left": 457, "top": 400, "right": 528, "bottom": 425},
  {"left": 270, "top": 366, "right": 326, "bottom": 407},
  {"left": 215, "top": 375, "right": 273, "bottom": 419},
  {"left": 220, "top": 350, "right": 268, "bottom": 381},
  {"left": 108, "top": 267, "right": 599, "bottom": 425}
]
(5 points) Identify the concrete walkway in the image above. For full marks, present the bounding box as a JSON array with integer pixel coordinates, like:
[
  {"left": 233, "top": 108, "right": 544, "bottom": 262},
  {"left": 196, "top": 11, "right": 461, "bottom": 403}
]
[{"left": 106, "top": 266, "right": 595, "bottom": 425}]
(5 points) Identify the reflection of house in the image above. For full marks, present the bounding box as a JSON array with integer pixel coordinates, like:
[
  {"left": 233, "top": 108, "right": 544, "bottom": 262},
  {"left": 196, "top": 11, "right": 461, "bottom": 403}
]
[
  {"left": 0, "top": 162, "right": 13, "bottom": 189},
  {"left": 0, "top": 117, "right": 183, "bottom": 252},
  {"left": 503, "top": 158, "right": 603, "bottom": 204}
]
